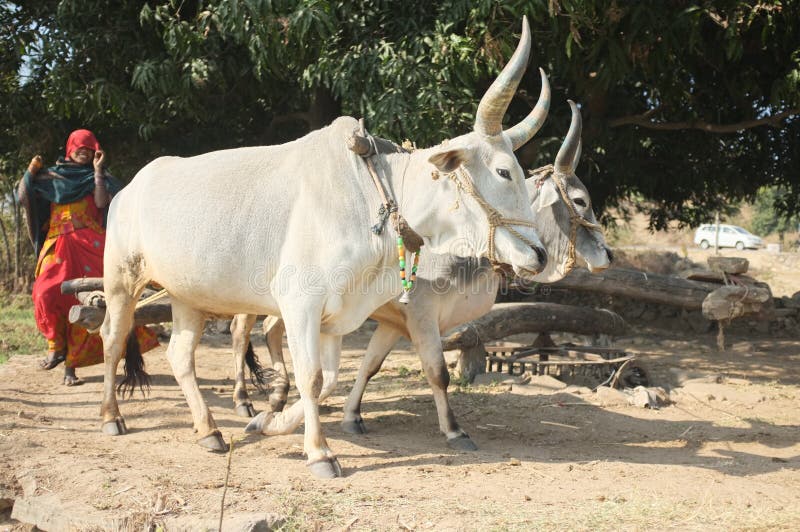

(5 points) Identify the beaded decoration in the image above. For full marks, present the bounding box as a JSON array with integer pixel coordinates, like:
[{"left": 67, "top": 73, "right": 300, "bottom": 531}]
[{"left": 397, "top": 236, "right": 420, "bottom": 304}]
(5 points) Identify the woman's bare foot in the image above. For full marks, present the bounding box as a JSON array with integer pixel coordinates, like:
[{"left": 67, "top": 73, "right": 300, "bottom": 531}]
[
  {"left": 40, "top": 350, "right": 66, "bottom": 370},
  {"left": 63, "top": 367, "right": 84, "bottom": 386}
]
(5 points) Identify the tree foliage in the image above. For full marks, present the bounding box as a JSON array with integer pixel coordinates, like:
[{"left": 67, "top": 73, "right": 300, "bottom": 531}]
[
  {"left": 751, "top": 186, "right": 800, "bottom": 239},
  {"left": 1, "top": 0, "right": 799, "bottom": 232}
]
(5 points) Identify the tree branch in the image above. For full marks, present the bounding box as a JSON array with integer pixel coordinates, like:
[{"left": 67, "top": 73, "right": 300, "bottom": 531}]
[{"left": 609, "top": 108, "right": 799, "bottom": 133}]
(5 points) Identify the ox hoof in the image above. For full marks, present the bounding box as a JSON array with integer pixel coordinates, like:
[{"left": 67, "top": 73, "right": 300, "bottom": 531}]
[
  {"left": 235, "top": 403, "right": 258, "bottom": 418},
  {"left": 307, "top": 457, "right": 343, "bottom": 479},
  {"left": 244, "top": 411, "right": 274, "bottom": 434},
  {"left": 102, "top": 418, "right": 128, "bottom": 436},
  {"left": 447, "top": 434, "right": 478, "bottom": 451},
  {"left": 198, "top": 431, "right": 229, "bottom": 453},
  {"left": 341, "top": 417, "right": 367, "bottom": 435}
]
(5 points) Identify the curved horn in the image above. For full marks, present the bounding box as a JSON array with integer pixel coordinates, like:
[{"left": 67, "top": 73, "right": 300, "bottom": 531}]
[
  {"left": 506, "top": 68, "right": 551, "bottom": 151},
  {"left": 474, "top": 16, "right": 531, "bottom": 137},
  {"left": 572, "top": 139, "right": 582, "bottom": 172},
  {"left": 554, "top": 100, "right": 582, "bottom": 173}
]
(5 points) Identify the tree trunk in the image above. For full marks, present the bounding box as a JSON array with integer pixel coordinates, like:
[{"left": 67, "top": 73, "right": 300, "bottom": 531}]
[
  {"left": 13, "top": 194, "right": 21, "bottom": 283},
  {"left": 0, "top": 204, "right": 12, "bottom": 275},
  {"left": 307, "top": 87, "right": 341, "bottom": 131}
]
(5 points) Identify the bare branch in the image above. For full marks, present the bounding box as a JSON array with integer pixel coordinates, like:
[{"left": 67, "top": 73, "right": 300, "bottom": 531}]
[{"left": 609, "top": 108, "right": 799, "bottom": 133}]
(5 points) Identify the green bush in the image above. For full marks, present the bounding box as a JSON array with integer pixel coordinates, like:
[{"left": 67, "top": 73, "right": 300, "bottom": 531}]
[{"left": 0, "top": 291, "right": 44, "bottom": 364}]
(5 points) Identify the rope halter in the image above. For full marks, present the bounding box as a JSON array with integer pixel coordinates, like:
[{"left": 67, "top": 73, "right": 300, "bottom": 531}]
[
  {"left": 530, "top": 164, "right": 602, "bottom": 273},
  {"left": 447, "top": 166, "right": 541, "bottom": 272}
]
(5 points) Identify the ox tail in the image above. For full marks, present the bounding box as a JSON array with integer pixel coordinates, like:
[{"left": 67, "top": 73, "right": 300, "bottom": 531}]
[
  {"left": 244, "top": 341, "right": 273, "bottom": 394},
  {"left": 117, "top": 330, "right": 151, "bottom": 398}
]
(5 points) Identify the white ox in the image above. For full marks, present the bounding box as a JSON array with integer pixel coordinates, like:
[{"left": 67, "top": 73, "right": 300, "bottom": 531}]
[
  {"left": 234, "top": 101, "right": 612, "bottom": 451},
  {"left": 100, "top": 17, "right": 550, "bottom": 478}
]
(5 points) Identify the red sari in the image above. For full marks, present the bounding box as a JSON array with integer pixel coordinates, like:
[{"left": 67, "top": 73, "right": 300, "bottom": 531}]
[{"left": 31, "top": 194, "right": 158, "bottom": 368}]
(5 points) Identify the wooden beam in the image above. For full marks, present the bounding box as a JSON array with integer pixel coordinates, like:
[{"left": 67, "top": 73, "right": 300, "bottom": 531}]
[
  {"left": 61, "top": 277, "right": 104, "bottom": 294},
  {"left": 68, "top": 303, "right": 173, "bottom": 330}
]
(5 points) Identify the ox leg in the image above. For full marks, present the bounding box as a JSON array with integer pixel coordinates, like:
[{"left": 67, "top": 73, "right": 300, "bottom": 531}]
[
  {"left": 407, "top": 317, "right": 478, "bottom": 451},
  {"left": 246, "top": 315, "right": 343, "bottom": 478},
  {"left": 263, "top": 316, "right": 290, "bottom": 412},
  {"left": 231, "top": 313, "right": 258, "bottom": 417},
  {"left": 99, "top": 287, "right": 138, "bottom": 436},
  {"left": 341, "top": 323, "right": 402, "bottom": 434},
  {"left": 167, "top": 300, "right": 227, "bottom": 452}
]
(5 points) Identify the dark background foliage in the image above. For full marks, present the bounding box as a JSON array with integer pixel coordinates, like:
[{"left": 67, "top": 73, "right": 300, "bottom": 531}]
[{"left": 2, "top": 1, "right": 798, "bottom": 231}]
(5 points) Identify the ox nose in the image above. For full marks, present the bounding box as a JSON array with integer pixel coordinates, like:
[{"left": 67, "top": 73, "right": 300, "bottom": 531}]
[{"left": 533, "top": 245, "right": 548, "bottom": 269}]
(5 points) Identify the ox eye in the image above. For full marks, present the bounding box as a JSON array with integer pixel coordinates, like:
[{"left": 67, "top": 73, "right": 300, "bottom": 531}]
[
  {"left": 574, "top": 198, "right": 587, "bottom": 207},
  {"left": 496, "top": 168, "right": 511, "bottom": 180}
]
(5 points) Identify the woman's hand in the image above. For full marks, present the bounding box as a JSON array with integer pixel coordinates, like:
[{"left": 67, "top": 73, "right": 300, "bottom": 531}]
[
  {"left": 93, "top": 150, "right": 106, "bottom": 173},
  {"left": 28, "top": 155, "right": 43, "bottom": 174},
  {"left": 93, "top": 150, "right": 111, "bottom": 208}
]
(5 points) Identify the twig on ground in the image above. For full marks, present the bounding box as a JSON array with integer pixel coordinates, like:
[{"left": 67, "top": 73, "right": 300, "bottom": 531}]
[
  {"left": 219, "top": 434, "right": 237, "bottom": 532},
  {"left": 543, "top": 402, "right": 595, "bottom": 407},
  {"left": 540, "top": 420, "right": 579, "bottom": 429},
  {"left": 340, "top": 517, "right": 359, "bottom": 531}
]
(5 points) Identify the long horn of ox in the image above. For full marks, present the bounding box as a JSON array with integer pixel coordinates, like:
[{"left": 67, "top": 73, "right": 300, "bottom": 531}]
[
  {"left": 555, "top": 100, "right": 582, "bottom": 173},
  {"left": 474, "top": 16, "right": 532, "bottom": 137},
  {"left": 506, "top": 68, "right": 551, "bottom": 151},
  {"left": 573, "top": 139, "right": 582, "bottom": 172}
]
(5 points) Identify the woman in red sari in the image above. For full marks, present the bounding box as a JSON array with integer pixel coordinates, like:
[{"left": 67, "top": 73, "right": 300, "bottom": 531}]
[{"left": 18, "top": 129, "right": 158, "bottom": 385}]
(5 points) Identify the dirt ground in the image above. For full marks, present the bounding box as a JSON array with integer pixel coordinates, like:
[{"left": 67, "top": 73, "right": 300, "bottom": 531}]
[{"left": 1, "top": 313, "right": 799, "bottom": 531}]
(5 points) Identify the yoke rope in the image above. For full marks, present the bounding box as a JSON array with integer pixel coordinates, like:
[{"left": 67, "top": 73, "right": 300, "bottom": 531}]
[{"left": 448, "top": 167, "right": 539, "bottom": 270}]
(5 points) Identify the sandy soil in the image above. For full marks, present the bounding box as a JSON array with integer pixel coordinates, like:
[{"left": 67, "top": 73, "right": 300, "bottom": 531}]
[{"left": 1, "top": 319, "right": 799, "bottom": 531}]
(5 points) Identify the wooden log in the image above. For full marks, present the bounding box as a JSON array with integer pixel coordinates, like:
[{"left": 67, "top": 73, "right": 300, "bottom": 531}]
[
  {"left": 68, "top": 303, "right": 173, "bottom": 330},
  {"left": 679, "top": 269, "right": 762, "bottom": 285},
  {"left": 456, "top": 344, "right": 488, "bottom": 383},
  {"left": 441, "top": 302, "right": 628, "bottom": 351},
  {"left": 702, "top": 285, "right": 772, "bottom": 321},
  {"left": 707, "top": 256, "right": 749, "bottom": 274},
  {"left": 61, "top": 277, "right": 104, "bottom": 294},
  {"left": 545, "top": 268, "right": 721, "bottom": 310}
]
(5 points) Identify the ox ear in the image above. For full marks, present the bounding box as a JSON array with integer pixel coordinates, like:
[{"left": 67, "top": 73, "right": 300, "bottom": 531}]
[
  {"left": 535, "top": 179, "right": 560, "bottom": 212},
  {"left": 428, "top": 147, "right": 468, "bottom": 173}
]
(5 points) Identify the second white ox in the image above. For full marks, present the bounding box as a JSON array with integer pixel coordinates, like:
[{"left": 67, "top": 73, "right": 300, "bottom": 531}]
[{"left": 100, "top": 17, "right": 549, "bottom": 478}]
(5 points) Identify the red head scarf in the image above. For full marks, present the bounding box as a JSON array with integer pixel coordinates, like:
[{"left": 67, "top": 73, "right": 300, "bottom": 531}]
[{"left": 65, "top": 129, "right": 100, "bottom": 161}]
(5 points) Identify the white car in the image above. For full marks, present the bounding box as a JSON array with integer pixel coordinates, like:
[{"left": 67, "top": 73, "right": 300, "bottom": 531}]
[{"left": 693, "top": 224, "right": 764, "bottom": 250}]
